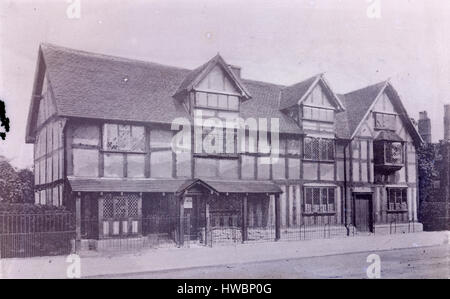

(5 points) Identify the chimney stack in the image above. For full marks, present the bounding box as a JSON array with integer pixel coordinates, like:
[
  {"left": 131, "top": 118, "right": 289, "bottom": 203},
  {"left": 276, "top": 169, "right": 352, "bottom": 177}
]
[
  {"left": 444, "top": 104, "right": 450, "bottom": 141},
  {"left": 418, "top": 111, "right": 432, "bottom": 143},
  {"left": 228, "top": 64, "right": 241, "bottom": 79}
]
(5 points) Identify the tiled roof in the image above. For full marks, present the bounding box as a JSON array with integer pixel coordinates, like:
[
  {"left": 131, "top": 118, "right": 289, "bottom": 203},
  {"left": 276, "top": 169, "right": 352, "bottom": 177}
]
[
  {"left": 38, "top": 44, "right": 299, "bottom": 135},
  {"left": 374, "top": 130, "right": 404, "bottom": 142},
  {"left": 26, "top": 44, "right": 420, "bottom": 144},
  {"left": 337, "top": 81, "right": 387, "bottom": 137},
  {"left": 279, "top": 75, "right": 319, "bottom": 110},
  {"left": 68, "top": 177, "right": 189, "bottom": 193}
]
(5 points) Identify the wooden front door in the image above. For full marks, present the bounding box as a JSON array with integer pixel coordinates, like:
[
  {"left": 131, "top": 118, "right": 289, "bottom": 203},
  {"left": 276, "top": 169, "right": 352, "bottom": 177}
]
[{"left": 354, "top": 194, "right": 373, "bottom": 232}]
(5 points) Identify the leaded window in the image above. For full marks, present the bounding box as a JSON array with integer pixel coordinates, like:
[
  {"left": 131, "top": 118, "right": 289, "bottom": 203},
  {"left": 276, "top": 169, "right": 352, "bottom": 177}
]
[
  {"left": 304, "top": 187, "right": 335, "bottom": 213},
  {"left": 103, "top": 124, "right": 145, "bottom": 152},
  {"left": 304, "top": 137, "right": 334, "bottom": 161},
  {"left": 387, "top": 188, "right": 407, "bottom": 211}
]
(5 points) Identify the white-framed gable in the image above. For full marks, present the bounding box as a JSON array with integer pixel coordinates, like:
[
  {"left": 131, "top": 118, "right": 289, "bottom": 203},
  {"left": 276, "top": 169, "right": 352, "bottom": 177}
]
[
  {"left": 303, "top": 83, "right": 335, "bottom": 109},
  {"left": 195, "top": 64, "right": 240, "bottom": 95},
  {"left": 298, "top": 76, "right": 345, "bottom": 112}
]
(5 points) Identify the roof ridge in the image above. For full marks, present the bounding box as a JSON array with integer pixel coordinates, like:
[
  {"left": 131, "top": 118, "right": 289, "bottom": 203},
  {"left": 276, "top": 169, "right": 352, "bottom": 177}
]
[{"left": 342, "top": 79, "right": 388, "bottom": 96}]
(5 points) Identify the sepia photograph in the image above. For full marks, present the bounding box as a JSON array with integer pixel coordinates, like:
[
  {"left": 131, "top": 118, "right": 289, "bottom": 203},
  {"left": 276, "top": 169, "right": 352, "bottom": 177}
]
[{"left": 0, "top": 0, "right": 448, "bottom": 286}]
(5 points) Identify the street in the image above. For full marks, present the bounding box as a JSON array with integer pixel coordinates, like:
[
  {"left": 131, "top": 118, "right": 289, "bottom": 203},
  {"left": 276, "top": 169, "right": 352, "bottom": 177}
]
[{"left": 95, "top": 245, "right": 449, "bottom": 279}]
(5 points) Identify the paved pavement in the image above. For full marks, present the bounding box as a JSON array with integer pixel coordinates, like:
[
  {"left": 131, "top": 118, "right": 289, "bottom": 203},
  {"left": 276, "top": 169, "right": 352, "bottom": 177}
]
[
  {"left": 1, "top": 231, "right": 448, "bottom": 279},
  {"left": 95, "top": 245, "right": 449, "bottom": 279}
]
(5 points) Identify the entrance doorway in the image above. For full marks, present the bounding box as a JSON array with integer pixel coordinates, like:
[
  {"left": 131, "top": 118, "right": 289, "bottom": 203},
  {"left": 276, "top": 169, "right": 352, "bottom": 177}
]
[{"left": 353, "top": 193, "right": 373, "bottom": 233}]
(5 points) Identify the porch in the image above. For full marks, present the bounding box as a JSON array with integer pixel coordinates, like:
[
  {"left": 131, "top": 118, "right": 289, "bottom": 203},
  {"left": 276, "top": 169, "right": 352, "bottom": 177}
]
[{"left": 68, "top": 178, "right": 284, "bottom": 250}]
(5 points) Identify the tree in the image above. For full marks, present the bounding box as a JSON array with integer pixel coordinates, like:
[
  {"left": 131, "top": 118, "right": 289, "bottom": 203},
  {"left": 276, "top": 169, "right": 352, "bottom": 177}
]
[
  {"left": 0, "top": 156, "right": 22, "bottom": 202},
  {"left": 17, "top": 168, "right": 34, "bottom": 203}
]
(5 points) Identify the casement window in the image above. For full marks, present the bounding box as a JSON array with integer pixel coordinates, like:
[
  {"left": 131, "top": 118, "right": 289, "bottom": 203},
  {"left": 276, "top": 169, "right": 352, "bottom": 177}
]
[
  {"left": 387, "top": 188, "right": 407, "bottom": 211},
  {"left": 385, "top": 142, "right": 403, "bottom": 164},
  {"left": 304, "top": 187, "right": 335, "bottom": 213},
  {"left": 304, "top": 137, "right": 334, "bottom": 161},
  {"left": 374, "top": 113, "right": 396, "bottom": 130},
  {"left": 374, "top": 141, "right": 403, "bottom": 166},
  {"left": 103, "top": 124, "right": 145, "bottom": 152},
  {"left": 199, "top": 127, "right": 237, "bottom": 156},
  {"left": 287, "top": 138, "right": 301, "bottom": 155},
  {"left": 196, "top": 92, "right": 239, "bottom": 111},
  {"left": 303, "top": 106, "right": 334, "bottom": 122},
  {"left": 102, "top": 193, "right": 140, "bottom": 236}
]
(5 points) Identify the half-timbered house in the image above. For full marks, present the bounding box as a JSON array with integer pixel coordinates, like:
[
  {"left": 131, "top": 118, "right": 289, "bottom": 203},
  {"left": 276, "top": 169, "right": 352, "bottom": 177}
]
[{"left": 25, "top": 44, "right": 423, "bottom": 248}]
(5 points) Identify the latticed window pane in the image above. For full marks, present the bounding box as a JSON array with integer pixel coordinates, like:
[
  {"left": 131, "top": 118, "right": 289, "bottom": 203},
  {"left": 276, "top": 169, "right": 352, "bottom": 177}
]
[
  {"left": 328, "top": 188, "right": 335, "bottom": 212},
  {"left": 311, "top": 138, "right": 320, "bottom": 160},
  {"left": 130, "top": 126, "right": 145, "bottom": 152},
  {"left": 385, "top": 142, "right": 403, "bottom": 164},
  {"left": 304, "top": 138, "right": 312, "bottom": 159},
  {"left": 103, "top": 195, "right": 114, "bottom": 219},
  {"left": 305, "top": 188, "right": 312, "bottom": 212},
  {"left": 312, "top": 188, "right": 321, "bottom": 212},
  {"left": 320, "top": 188, "right": 327, "bottom": 212},
  {"left": 128, "top": 194, "right": 139, "bottom": 217},
  {"left": 118, "top": 125, "right": 131, "bottom": 150},
  {"left": 114, "top": 196, "right": 127, "bottom": 218},
  {"left": 105, "top": 124, "right": 119, "bottom": 150},
  {"left": 287, "top": 139, "right": 300, "bottom": 155}
]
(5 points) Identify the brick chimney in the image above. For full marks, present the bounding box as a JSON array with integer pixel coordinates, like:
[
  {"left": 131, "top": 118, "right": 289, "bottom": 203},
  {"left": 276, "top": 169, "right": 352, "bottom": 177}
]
[
  {"left": 444, "top": 104, "right": 450, "bottom": 141},
  {"left": 418, "top": 111, "right": 432, "bottom": 143},
  {"left": 228, "top": 64, "right": 241, "bottom": 79}
]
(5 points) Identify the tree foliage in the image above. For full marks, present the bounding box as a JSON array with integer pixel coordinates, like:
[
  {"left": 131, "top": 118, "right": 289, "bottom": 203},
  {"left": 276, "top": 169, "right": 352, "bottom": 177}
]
[{"left": 0, "top": 156, "right": 34, "bottom": 203}]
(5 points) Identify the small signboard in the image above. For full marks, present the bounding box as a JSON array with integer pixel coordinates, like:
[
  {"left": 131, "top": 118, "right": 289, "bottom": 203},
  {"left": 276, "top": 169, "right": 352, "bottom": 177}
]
[{"left": 184, "top": 197, "right": 193, "bottom": 209}]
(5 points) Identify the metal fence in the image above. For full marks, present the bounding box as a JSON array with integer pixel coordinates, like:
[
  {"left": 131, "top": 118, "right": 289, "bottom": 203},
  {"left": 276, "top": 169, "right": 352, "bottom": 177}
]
[{"left": 0, "top": 213, "right": 75, "bottom": 258}]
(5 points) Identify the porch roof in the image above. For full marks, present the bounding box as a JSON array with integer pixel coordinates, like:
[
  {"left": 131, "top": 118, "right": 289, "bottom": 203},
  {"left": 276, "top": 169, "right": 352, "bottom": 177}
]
[
  {"left": 68, "top": 177, "right": 283, "bottom": 195},
  {"left": 67, "top": 177, "right": 188, "bottom": 193},
  {"left": 177, "top": 179, "right": 283, "bottom": 195}
]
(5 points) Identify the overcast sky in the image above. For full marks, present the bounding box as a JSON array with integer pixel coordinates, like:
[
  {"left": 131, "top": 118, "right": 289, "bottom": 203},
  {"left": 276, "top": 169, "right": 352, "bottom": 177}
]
[{"left": 0, "top": 0, "right": 449, "bottom": 168}]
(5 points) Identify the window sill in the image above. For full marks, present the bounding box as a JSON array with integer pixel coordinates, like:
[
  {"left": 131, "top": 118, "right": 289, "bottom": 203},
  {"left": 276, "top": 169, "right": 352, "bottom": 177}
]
[
  {"left": 101, "top": 150, "right": 146, "bottom": 155},
  {"left": 194, "top": 153, "right": 239, "bottom": 159},
  {"left": 302, "top": 159, "right": 335, "bottom": 163},
  {"left": 302, "top": 212, "right": 336, "bottom": 216},
  {"left": 386, "top": 209, "right": 408, "bottom": 213}
]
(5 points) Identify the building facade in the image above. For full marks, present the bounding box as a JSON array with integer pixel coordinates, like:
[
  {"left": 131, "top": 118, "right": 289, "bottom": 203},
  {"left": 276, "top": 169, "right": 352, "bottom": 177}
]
[{"left": 25, "top": 44, "right": 423, "bottom": 246}]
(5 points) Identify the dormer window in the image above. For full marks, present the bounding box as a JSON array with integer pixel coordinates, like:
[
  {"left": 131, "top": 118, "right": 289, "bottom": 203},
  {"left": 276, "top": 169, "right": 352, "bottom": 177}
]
[
  {"left": 195, "top": 92, "right": 239, "bottom": 111},
  {"left": 374, "top": 112, "right": 396, "bottom": 130},
  {"left": 302, "top": 105, "right": 334, "bottom": 122}
]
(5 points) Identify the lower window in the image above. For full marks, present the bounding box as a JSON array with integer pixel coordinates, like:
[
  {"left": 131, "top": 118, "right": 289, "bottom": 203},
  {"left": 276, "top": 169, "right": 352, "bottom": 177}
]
[
  {"left": 387, "top": 188, "right": 407, "bottom": 211},
  {"left": 304, "top": 187, "right": 335, "bottom": 213}
]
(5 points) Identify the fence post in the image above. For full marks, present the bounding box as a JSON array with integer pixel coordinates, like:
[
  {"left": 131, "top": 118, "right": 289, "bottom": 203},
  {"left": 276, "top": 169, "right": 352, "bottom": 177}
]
[
  {"left": 75, "top": 193, "right": 81, "bottom": 252},
  {"left": 241, "top": 196, "right": 248, "bottom": 243},
  {"left": 275, "top": 193, "right": 281, "bottom": 241}
]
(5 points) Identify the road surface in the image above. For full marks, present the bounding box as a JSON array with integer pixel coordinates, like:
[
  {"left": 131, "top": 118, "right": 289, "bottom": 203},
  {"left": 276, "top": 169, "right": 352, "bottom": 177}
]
[{"left": 93, "top": 245, "right": 449, "bottom": 279}]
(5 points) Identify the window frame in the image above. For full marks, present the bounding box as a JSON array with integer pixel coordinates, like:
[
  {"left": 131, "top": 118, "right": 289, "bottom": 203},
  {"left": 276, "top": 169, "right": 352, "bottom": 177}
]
[
  {"left": 302, "top": 105, "right": 335, "bottom": 123},
  {"left": 102, "top": 123, "right": 146, "bottom": 153},
  {"left": 303, "top": 187, "right": 336, "bottom": 214},
  {"left": 303, "top": 137, "right": 335, "bottom": 162},
  {"left": 195, "top": 91, "right": 240, "bottom": 111},
  {"left": 374, "top": 112, "right": 397, "bottom": 131},
  {"left": 387, "top": 188, "right": 408, "bottom": 212}
]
